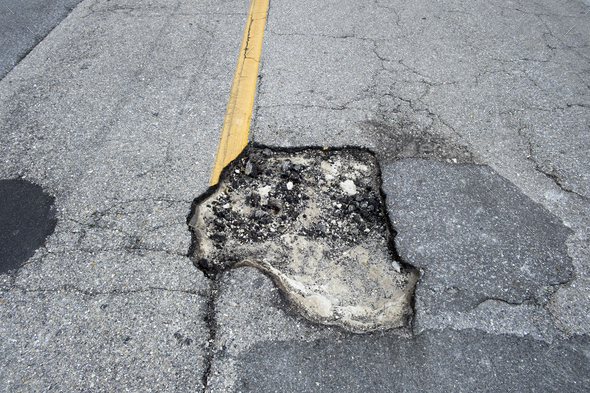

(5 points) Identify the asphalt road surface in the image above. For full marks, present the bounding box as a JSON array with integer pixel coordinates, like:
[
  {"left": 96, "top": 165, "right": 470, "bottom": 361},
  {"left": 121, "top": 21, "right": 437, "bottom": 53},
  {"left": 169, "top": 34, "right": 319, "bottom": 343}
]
[
  {"left": 1, "top": 0, "right": 589, "bottom": 391},
  {"left": 0, "top": 0, "right": 82, "bottom": 79}
]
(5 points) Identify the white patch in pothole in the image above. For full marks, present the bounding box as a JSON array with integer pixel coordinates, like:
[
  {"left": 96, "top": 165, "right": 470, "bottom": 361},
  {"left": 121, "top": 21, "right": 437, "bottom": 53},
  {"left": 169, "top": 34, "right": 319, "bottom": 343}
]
[{"left": 340, "top": 179, "right": 357, "bottom": 196}]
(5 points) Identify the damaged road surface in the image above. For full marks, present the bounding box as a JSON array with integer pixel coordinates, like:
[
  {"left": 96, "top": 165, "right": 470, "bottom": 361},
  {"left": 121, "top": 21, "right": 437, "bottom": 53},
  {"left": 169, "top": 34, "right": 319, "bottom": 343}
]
[{"left": 189, "top": 145, "right": 419, "bottom": 333}]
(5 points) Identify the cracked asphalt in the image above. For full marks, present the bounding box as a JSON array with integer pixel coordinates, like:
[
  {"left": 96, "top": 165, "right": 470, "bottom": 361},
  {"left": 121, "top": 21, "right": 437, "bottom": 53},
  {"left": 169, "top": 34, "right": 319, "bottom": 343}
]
[{"left": 1, "top": 0, "right": 590, "bottom": 391}]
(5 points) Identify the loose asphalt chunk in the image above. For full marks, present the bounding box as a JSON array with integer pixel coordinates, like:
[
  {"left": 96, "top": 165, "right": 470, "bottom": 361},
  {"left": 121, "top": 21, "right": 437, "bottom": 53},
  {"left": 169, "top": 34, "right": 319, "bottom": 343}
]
[{"left": 189, "top": 145, "right": 419, "bottom": 333}]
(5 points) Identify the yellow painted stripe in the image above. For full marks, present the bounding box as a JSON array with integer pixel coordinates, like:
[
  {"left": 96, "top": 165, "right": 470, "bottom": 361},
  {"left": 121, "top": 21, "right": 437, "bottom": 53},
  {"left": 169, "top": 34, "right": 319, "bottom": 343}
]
[{"left": 209, "top": 0, "right": 270, "bottom": 186}]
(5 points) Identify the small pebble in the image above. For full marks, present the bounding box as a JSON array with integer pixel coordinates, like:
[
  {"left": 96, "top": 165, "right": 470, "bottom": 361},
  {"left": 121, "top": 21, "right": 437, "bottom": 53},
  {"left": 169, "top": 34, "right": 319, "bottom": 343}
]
[
  {"left": 340, "top": 179, "right": 357, "bottom": 196},
  {"left": 250, "top": 153, "right": 262, "bottom": 163},
  {"left": 281, "top": 160, "right": 292, "bottom": 172},
  {"left": 245, "top": 160, "right": 258, "bottom": 177},
  {"left": 315, "top": 223, "right": 327, "bottom": 233}
]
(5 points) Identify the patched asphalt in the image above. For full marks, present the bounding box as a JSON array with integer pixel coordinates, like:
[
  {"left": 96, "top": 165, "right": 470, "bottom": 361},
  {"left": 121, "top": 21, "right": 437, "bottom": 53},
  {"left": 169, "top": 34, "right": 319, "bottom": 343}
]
[
  {"left": 382, "top": 159, "right": 574, "bottom": 337},
  {"left": 0, "top": 179, "right": 56, "bottom": 274},
  {"left": 1, "top": 0, "right": 590, "bottom": 391},
  {"left": 235, "top": 329, "right": 590, "bottom": 392}
]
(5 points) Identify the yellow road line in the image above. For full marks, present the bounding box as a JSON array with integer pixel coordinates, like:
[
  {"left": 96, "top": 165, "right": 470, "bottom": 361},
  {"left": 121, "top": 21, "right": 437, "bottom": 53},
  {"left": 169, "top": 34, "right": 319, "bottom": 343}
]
[{"left": 209, "top": 0, "right": 270, "bottom": 186}]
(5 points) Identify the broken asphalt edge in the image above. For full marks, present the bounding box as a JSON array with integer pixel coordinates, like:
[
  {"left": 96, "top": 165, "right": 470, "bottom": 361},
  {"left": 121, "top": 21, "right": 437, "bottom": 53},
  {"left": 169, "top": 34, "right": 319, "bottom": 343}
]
[{"left": 187, "top": 142, "right": 417, "bottom": 276}]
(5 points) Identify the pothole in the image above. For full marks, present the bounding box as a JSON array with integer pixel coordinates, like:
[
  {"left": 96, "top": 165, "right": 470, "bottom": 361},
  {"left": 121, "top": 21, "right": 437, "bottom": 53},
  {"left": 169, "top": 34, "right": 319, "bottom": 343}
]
[
  {"left": 0, "top": 179, "right": 57, "bottom": 275},
  {"left": 188, "top": 144, "right": 418, "bottom": 333}
]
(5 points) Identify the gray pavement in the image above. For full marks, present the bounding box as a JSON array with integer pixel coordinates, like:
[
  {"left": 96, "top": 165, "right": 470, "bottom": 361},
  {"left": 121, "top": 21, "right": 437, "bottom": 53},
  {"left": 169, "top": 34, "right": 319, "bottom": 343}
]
[
  {"left": 1, "top": 0, "right": 590, "bottom": 391},
  {"left": 0, "top": 0, "right": 82, "bottom": 79},
  {"left": 0, "top": 0, "right": 247, "bottom": 390}
]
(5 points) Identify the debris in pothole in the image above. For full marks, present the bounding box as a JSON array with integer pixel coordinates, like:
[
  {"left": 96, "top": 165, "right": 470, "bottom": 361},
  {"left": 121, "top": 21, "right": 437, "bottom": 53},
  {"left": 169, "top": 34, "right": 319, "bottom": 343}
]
[{"left": 188, "top": 145, "right": 419, "bottom": 333}]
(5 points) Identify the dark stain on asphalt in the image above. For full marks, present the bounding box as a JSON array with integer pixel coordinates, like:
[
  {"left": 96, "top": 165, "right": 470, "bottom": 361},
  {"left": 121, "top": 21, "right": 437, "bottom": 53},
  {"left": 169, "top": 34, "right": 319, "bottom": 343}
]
[
  {"left": 361, "top": 119, "right": 473, "bottom": 164},
  {"left": 0, "top": 179, "right": 57, "bottom": 274}
]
